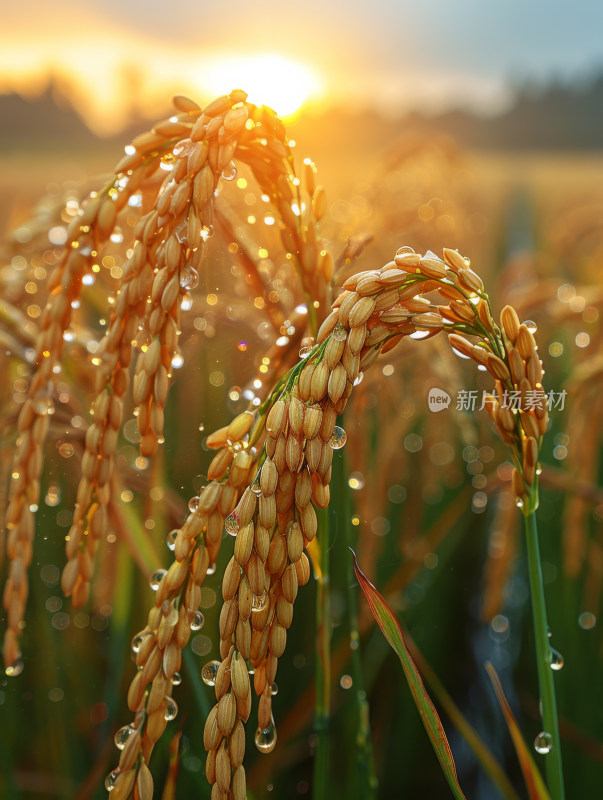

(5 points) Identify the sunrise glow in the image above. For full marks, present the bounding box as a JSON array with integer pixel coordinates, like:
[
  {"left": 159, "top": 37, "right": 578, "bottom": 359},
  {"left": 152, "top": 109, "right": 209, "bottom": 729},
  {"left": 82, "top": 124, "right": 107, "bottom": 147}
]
[{"left": 200, "top": 54, "right": 323, "bottom": 121}]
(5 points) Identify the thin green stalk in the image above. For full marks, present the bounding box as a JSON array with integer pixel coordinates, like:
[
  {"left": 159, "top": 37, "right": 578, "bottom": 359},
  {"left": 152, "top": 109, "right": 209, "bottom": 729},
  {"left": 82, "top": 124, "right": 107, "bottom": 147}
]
[
  {"left": 523, "top": 508, "right": 564, "bottom": 800},
  {"left": 313, "top": 506, "right": 331, "bottom": 800},
  {"left": 338, "top": 460, "right": 377, "bottom": 796}
]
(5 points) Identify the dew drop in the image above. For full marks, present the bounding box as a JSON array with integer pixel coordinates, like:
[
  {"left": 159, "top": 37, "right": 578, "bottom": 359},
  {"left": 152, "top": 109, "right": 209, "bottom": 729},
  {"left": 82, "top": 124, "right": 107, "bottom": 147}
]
[
  {"left": 166, "top": 529, "right": 179, "bottom": 551},
  {"left": 190, "top": 611, "right": 205, "bottom": 631},
  {"left": 225, "top": 512, "right": 240, "bottom": 536},
  {"left": 110, "top": 228, "right": 124, "bottom": 244},
  {"left": 5, "top": 661, "right": 24, "bottom": 677},
  {"left": 201, "top": 660, "right": 221, "bottom": 686},
  {"left": 451, "top": 346, "right": 471, "bottom": 360},
  {"left": 255, "top": 714, "right": 277, "bottom": 753},
  {"left": 550, "top": 648, "right": 564, "bottom": 671},
  {"left": 251, "top": 483, "right": 263, "bottom": 496},
  {"left": 332, "top": 323, "right": 347, "bottom": 342},
  {"left": 150, "top": 569, "right": 167, "bottom": 591},
  {"left": 222, "top": 162, "right": 237, "bottom": 181},
  {"left": 523, "top": 320, "right": 538, "bottom": 333},
  {"left": 516, "top": 498, "right": 524, "bottom": 509},
  {"left": 180, "top": 292, "right": 193, "bottom": 311},
  {"left": 534, "top": 731, "right": 553, "bottom": 754},
  {"left": 299, "top": 345, "right": 313, "bottom": 359},
  {"left": 170, "top": 672, "right": 182, "bottom": 686},
  {"left": 180, "top": 265, "right": 199, "bottom": 290},
  {"left": 410, "top": 330, "right": 430, "bottom": 340},
  {"left": 353, "top": 372, "right": 364, "bottom": 386},
  {"left": 329, "top": 426, "right": 347, "bottom": 450},
  {"left": 130, "top": 632, "right": 146, "bottom": 653},
  {"left": 164, "top": 696, "right": 178, "bottom": 721},
  {"left": 207, "top": 562, "right": 216, "bottom": 575},
  {"left": 63, "top": 328, "right": 76, "bottom": 342},
  {"left": 270, "top": 682, "right": 278, "bottom": 696},
  {"left": 173, "top": 140, "right": 193, "bottom": 158},
  {"left": 104, "top": 770, "right": 120, "bottom": 791},
  {"left": 198, "top": 423, "right": 205, "bottom": 432},
  {"left": 171, "top": 351, "right": 185, "bottom": 369},
  {"left": 188, "top": 496, "right": 200, "bottom": 513},
  {"left": 114, "top": 725, "right": 134, "bottom": 750},
  {"left": 252, "top": 592, "right": 268, "bottom": 612}
]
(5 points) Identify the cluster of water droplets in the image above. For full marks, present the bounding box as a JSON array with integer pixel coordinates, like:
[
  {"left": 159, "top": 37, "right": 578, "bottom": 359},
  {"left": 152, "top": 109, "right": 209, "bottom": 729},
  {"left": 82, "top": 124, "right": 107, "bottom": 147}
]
[{"left": 529, "top": 633, "right": 564, "bottom": 754}]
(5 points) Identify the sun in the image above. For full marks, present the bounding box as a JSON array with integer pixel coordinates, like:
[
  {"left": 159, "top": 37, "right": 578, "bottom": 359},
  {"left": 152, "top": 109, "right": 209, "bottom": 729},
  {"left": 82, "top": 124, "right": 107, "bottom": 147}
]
[{"left": 201, "top": 54, "right": 322, "bottom": 121}]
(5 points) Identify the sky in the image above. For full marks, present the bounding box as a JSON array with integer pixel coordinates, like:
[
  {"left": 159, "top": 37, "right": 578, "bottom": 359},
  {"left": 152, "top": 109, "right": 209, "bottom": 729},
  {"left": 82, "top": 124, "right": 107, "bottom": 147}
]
[{"left": 2, "top": 0, "right": 603, "bottom": 134}]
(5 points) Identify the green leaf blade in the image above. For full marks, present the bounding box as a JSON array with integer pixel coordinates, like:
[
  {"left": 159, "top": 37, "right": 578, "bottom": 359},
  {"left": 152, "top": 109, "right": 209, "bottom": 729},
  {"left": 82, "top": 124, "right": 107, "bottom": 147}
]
[
  {"left": 352, "top": 552, "right": 467, "bottom": 800},
  {"left": 485, "top": 662, "right": 552, "bottom": 800}
]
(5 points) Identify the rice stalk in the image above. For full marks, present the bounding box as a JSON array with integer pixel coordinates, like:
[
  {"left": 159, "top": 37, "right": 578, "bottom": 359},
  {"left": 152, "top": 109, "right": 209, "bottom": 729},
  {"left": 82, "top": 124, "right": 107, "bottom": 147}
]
[
  {"left": 2, "top": 90, "right": 330, "bottom": 677},
  {"left": 199, "top": 243, "right": 560, "bottom": 798}
]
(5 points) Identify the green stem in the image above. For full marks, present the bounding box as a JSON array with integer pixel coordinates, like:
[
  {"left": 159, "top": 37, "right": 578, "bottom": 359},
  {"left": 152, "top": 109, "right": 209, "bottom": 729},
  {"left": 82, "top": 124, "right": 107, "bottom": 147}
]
[
  {"left": 345, "top": 545, "right": 377, "bottom": 797},
  {"left": 523, "top": 509, "right": 564, "bottom": 800},
  {"left": 338, "top": 459, "right": 377, "bottom": 797},
  {"left": 313, "top": 506, "right": 331, "bottom": 800}
]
